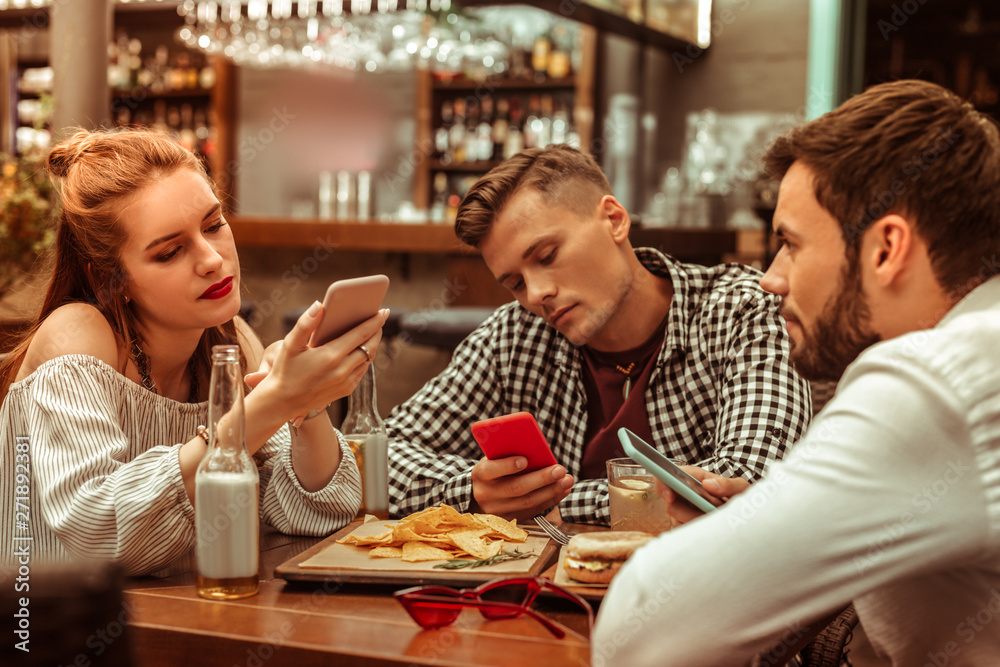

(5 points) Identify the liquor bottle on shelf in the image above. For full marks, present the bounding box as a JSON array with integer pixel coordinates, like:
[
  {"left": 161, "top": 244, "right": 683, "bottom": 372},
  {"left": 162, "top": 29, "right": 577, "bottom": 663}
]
[
  {"left": 509, "top": 33, "right": 532, "bottom": 80},
  {"left": 547, "top": 24, "right": 572, "bottom": 79},
  {"left": 538, "top": 94, "right": 554, "bottom": 149},
  {"left": 446, "top": 191, "right": 462, "bottom": 224},
  {"left": 107, "top": 39, "right": 124, "bottom": 91},
  {"left": 450, "top": 98, "right": 467, "bottom": 164},
  {"left": 199, "top": 55, "right": 217, "bottom": 89},
  {"left": 504, "top": 96, "right": 524, "bottom": 159},
  {"left": 523, "top": 94, "right": 541, "bottom": 149},
  {"left": 166, "top": 104, "right": 182, "bottom": 140},
  {"left": 340, "top": 364, "right": 389, "bottom": 519},
  {"left": 463, "top": 99, "right": 480, "bottom": 163},
  {"left": 476, "top": 95, "right": 494, "bottom": 164},
  {"left": 195, "top": 344, "right": 260, "bottom": 601},
  {"left": 430, "top": 171, "right": 449, "bottom": 223},
  {"left": 531, "top": 31, "right": 551, "bottom": 82},
  {"left": 178, "top": 103, "right": 197, "bottom": 153},
  {"left": 151, "top": 45, "right": 169, "bottom": 94},
  {"left": 434, "top": 100, "right": 453, "bottom": 163},
  {"left": 180, "top": 52, "right": 199, "bottom": 89},
  {"left": 492, "top": 97, "right": 509, "bottom": 162},
  {"left": 568, "top": 104, "right": 582, "bottom": 150},
  {"left": 169, "top": 53, "right": 188, "bottom": 91},
  {"left": 152, "top": 99, "right": 169, "bottom": 134},
  {"left": 551, "top": 100, "right": 570, "bottom": 146},
  {"left": 194, "top": 107, "right": 212, "bottom": 158}
]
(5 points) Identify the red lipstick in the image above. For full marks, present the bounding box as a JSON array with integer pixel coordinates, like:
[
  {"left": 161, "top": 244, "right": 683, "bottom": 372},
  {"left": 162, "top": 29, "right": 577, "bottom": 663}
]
[{"left": 200, "top": 276, "right": 234, "bottom": 300}]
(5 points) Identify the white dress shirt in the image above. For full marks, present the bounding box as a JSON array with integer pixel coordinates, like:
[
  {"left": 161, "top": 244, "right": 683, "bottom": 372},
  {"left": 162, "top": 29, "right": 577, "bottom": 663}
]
[{"left": 594, "top": 275, "right": 1000, "bottom": 667}]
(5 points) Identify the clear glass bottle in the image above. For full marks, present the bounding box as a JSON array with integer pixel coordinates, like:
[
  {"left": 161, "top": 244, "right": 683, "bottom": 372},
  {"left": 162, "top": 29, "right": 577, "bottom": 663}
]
[
  {"left": 340, "top": 364, "right": 389, "bottom": 520},
  {"left": 195, "top": 345, "right": 259, "bottom": 600}
]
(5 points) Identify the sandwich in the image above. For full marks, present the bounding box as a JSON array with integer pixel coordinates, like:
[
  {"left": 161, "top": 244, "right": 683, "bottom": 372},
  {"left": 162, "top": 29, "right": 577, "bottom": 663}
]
[{"left": 563, "top": 531, "right": 653, "bottom": 584}]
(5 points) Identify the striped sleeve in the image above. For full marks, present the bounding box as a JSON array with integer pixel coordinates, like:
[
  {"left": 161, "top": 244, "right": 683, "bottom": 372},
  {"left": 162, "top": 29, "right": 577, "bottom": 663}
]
[
  {"left": 257, "top": 425, "right": 362, "bottom": 535},
  {"left": 28, "top": 362, "right": 196, "bottom": 575}
]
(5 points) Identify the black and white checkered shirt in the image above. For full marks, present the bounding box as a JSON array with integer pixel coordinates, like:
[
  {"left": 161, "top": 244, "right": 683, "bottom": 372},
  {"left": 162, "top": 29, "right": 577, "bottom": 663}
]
[{"left": 386, "top": 248, "right": 812, "bottom": 524}]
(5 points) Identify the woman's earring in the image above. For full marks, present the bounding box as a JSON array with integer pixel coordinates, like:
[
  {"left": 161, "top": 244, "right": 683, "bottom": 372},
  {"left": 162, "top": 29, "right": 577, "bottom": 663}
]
[{"left": 124, "top": 295, "right": 130, "bottom": 304}]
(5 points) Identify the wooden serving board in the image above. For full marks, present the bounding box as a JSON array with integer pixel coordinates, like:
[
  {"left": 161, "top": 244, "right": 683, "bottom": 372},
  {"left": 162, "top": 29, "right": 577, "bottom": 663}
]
[{"left": 275, "top": 519, "right": 559, "bottom": 587}]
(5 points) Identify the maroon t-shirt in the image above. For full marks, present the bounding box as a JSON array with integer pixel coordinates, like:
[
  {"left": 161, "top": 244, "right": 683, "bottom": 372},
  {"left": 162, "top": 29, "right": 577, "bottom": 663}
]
[{"left": 578, "top": 328, "right": 666, "bottom": 479}]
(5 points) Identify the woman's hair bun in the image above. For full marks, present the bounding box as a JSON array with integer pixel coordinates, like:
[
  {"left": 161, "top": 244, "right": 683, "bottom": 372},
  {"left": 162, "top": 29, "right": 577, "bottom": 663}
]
[{"left": 46, "top": 129, "right": 99, "bottom": 178}]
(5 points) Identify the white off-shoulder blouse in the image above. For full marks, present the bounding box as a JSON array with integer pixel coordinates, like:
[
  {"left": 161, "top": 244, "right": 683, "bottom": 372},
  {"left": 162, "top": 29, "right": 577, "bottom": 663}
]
[{"left": 0, "top": 354, "right": 361, "bottom": 576}]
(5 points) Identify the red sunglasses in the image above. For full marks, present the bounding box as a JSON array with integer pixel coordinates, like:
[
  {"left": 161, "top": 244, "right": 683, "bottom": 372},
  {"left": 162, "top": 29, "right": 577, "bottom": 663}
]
[{"left": 394, "top": 576, "right": 594, "bottom": 639}]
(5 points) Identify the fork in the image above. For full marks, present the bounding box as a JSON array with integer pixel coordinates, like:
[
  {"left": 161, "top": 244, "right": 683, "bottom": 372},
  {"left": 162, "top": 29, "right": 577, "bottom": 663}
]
[{"left": 533, "top": 515, "right": 572, "bottom": 545}]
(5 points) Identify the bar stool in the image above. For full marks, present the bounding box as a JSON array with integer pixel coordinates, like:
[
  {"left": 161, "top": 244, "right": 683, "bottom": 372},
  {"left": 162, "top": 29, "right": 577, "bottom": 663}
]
[
  {"left": 279, "top": 306, "right": 405, "bottom": 342},
  {"left": 279, "top": 306, "right": 406, "bottom": 422},
  {"left": 394, "top": 307, "right": 496, "bottom": 350}
]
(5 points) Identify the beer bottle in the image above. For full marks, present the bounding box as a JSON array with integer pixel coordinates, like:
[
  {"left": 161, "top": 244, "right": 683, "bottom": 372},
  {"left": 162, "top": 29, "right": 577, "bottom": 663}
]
[
  {"left": 195, "top": 345, "right": 260, "bottom": 600},
  {"left": 341, "top": 364, "right": 389, "bottom": 519}
]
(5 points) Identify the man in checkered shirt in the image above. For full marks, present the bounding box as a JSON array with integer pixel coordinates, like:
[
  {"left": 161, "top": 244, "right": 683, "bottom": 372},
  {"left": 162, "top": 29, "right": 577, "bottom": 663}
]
[{"left": 385, "top": 145, "right": 810, "bottom": 524}]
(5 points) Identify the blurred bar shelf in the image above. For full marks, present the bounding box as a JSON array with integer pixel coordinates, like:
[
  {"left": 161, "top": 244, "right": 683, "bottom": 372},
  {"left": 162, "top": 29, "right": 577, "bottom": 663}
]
[
  {"left": 431, "top": 76, "right": 578, "bottom": 91},
  {"left": 228, "top": 217, "right": 476, "bottom": 254},
  {"left": 229, "top": 217, "right": 762, "bottom": 265}
]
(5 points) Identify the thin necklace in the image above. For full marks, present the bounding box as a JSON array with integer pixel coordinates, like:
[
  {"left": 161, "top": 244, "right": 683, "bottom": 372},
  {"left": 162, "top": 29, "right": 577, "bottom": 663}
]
[
  {"left": 130, "top": 341, "right": 201, "bottom": 403},
  {"left": 615, "top": 362, "right": 636, "bottom": 399}
]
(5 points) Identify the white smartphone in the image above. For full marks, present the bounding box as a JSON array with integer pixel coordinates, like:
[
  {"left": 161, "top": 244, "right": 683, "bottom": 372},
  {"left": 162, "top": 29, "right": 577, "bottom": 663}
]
[
  {"left": 617, "top": 427, "right": 722, "bottom": 514},
  {"left": 310, "top": 274, "right": 390, "bottom": 347}
]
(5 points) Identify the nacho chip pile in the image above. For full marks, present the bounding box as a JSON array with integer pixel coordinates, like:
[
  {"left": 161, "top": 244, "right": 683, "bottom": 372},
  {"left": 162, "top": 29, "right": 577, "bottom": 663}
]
[{"left": 336, "top": 504, "right": 528, "bottom": 563}]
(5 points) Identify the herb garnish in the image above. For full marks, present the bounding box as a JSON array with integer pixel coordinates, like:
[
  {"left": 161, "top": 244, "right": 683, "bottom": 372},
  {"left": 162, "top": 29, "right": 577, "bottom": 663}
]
[{"left": 433, "top": 549, "right": 533, "bottom": 570}]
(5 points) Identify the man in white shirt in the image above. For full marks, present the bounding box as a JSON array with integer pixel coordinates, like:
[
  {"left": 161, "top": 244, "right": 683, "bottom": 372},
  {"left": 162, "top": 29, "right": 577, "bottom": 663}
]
[{"left": 594, "top": 79, "right": 1000, "bottom": 666}]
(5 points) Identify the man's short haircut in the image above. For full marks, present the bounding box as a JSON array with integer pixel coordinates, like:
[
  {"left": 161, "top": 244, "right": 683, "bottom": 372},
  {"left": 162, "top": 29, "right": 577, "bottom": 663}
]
[
  {"left": 765, "top": 79, "right": 1000, "bottom": 297},
  {"left": 455, "top": 145, "right": 612, "bottom": 248}
]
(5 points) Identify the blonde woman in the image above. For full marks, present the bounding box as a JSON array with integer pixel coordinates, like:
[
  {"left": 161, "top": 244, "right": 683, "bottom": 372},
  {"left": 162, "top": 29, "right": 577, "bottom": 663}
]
[{"left": 0, "top": 128, "right": 382, "bottom": 575}]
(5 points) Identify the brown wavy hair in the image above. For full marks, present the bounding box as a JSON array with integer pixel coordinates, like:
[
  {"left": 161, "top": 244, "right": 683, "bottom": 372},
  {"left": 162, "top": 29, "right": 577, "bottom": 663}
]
[
  {"left": 0, "top": 128, "right": 239, "bottom": 401},
  {"left": 764, "top": 79, "right": 1000, "bottom": 298},
  {"left": 455, "top": 145, "right": 612, "bottom": 248}
]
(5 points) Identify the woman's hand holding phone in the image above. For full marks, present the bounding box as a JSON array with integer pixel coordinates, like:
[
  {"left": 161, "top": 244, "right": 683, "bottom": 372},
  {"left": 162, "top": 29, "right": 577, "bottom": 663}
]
[
  {"left": 245, "top": 300, "right": 389, "bottom": 422},
  {"left": 245, "top": 275, "right": 390, "bottom": 423}
]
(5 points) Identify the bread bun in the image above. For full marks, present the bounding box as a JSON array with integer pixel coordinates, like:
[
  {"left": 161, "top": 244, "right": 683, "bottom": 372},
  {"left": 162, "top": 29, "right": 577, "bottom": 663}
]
[{"left": 563, "top": 531, "right": 652, "bottom": 585}]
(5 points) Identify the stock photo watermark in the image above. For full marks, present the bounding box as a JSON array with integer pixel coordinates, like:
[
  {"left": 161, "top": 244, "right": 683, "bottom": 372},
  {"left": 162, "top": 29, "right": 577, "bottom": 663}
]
[
  {"left": 11, "top": 436, "right": 32, "bottom": 654},
  {"left": 876, "top": 0, "right": 931, "bottom": 40},
  {"left": 591, "top": 578, "right": 680, "bottom": 667},
  {"left": 922, "top": 587, "right": 1000, "bottom": 667}
]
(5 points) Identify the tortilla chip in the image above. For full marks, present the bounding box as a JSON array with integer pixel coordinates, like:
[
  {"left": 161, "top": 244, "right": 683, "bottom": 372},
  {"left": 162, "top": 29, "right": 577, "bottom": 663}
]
[
  {"left": 338, "top": 528, "right": 395, "bottom": 547},
  {"left": 474, "top": 513, "right": 528, "bottom": 542},
  {"left": 446, "top": 527, "right": 495, "bottom": 560},
  {"left": 341, "top": 504, "right": 535, "bottom": 563},
  {"left": 369, "top": 546, "right": 404, "bottom": 559},
  {"left": 401, "top": 541, "right": 456, "bottom": 563}
]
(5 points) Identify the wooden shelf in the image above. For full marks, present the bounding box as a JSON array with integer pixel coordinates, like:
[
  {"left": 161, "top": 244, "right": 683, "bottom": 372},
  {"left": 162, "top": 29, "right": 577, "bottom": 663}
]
[
  {"left": 428, "top": 160, "right": 499, "bottom": 172},
  {"left": 111, "top": 89, "right": 213, "bottom": 101},
  {"left": 228, "top": 217, "right": 477, "bottom": 254},
  {"left": 229, "top": 217, "right": 761, "bottom": 265},
  {"left": 431, "top": 76, "right": 578, "bottom": 91}
]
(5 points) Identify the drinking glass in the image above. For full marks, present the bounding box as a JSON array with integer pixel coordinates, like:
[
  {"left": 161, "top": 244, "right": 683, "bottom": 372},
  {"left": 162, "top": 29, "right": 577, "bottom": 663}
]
[{"left": 606, "top": 457, "right": 672, "bottom": 534}]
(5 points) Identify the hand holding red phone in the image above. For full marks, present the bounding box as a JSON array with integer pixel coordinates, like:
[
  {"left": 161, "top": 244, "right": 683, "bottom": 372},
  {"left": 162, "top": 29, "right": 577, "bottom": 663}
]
[{"left": 469, "top": 413, "right": 574, "bottom": 521}]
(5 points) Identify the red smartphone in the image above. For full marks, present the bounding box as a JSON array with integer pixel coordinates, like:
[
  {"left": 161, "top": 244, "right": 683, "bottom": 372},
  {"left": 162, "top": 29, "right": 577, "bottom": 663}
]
[
  {"left": 471, "top": 412, "right": 558, "bottom": 471},
  {"left": 310, "top": 274, "right": 390, "bottom": 347}
]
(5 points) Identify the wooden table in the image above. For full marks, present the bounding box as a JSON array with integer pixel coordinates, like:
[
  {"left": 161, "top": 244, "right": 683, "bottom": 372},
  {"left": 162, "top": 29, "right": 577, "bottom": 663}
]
[{"left": 125, "top": 529, "right": 592, "bottom": 667}]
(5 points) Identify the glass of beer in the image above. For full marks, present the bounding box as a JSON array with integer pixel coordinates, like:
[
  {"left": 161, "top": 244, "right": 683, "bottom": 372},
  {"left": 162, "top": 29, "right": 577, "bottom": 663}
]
[{"left": 606, "top": 458, "right": 672, "bottom": 534}]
